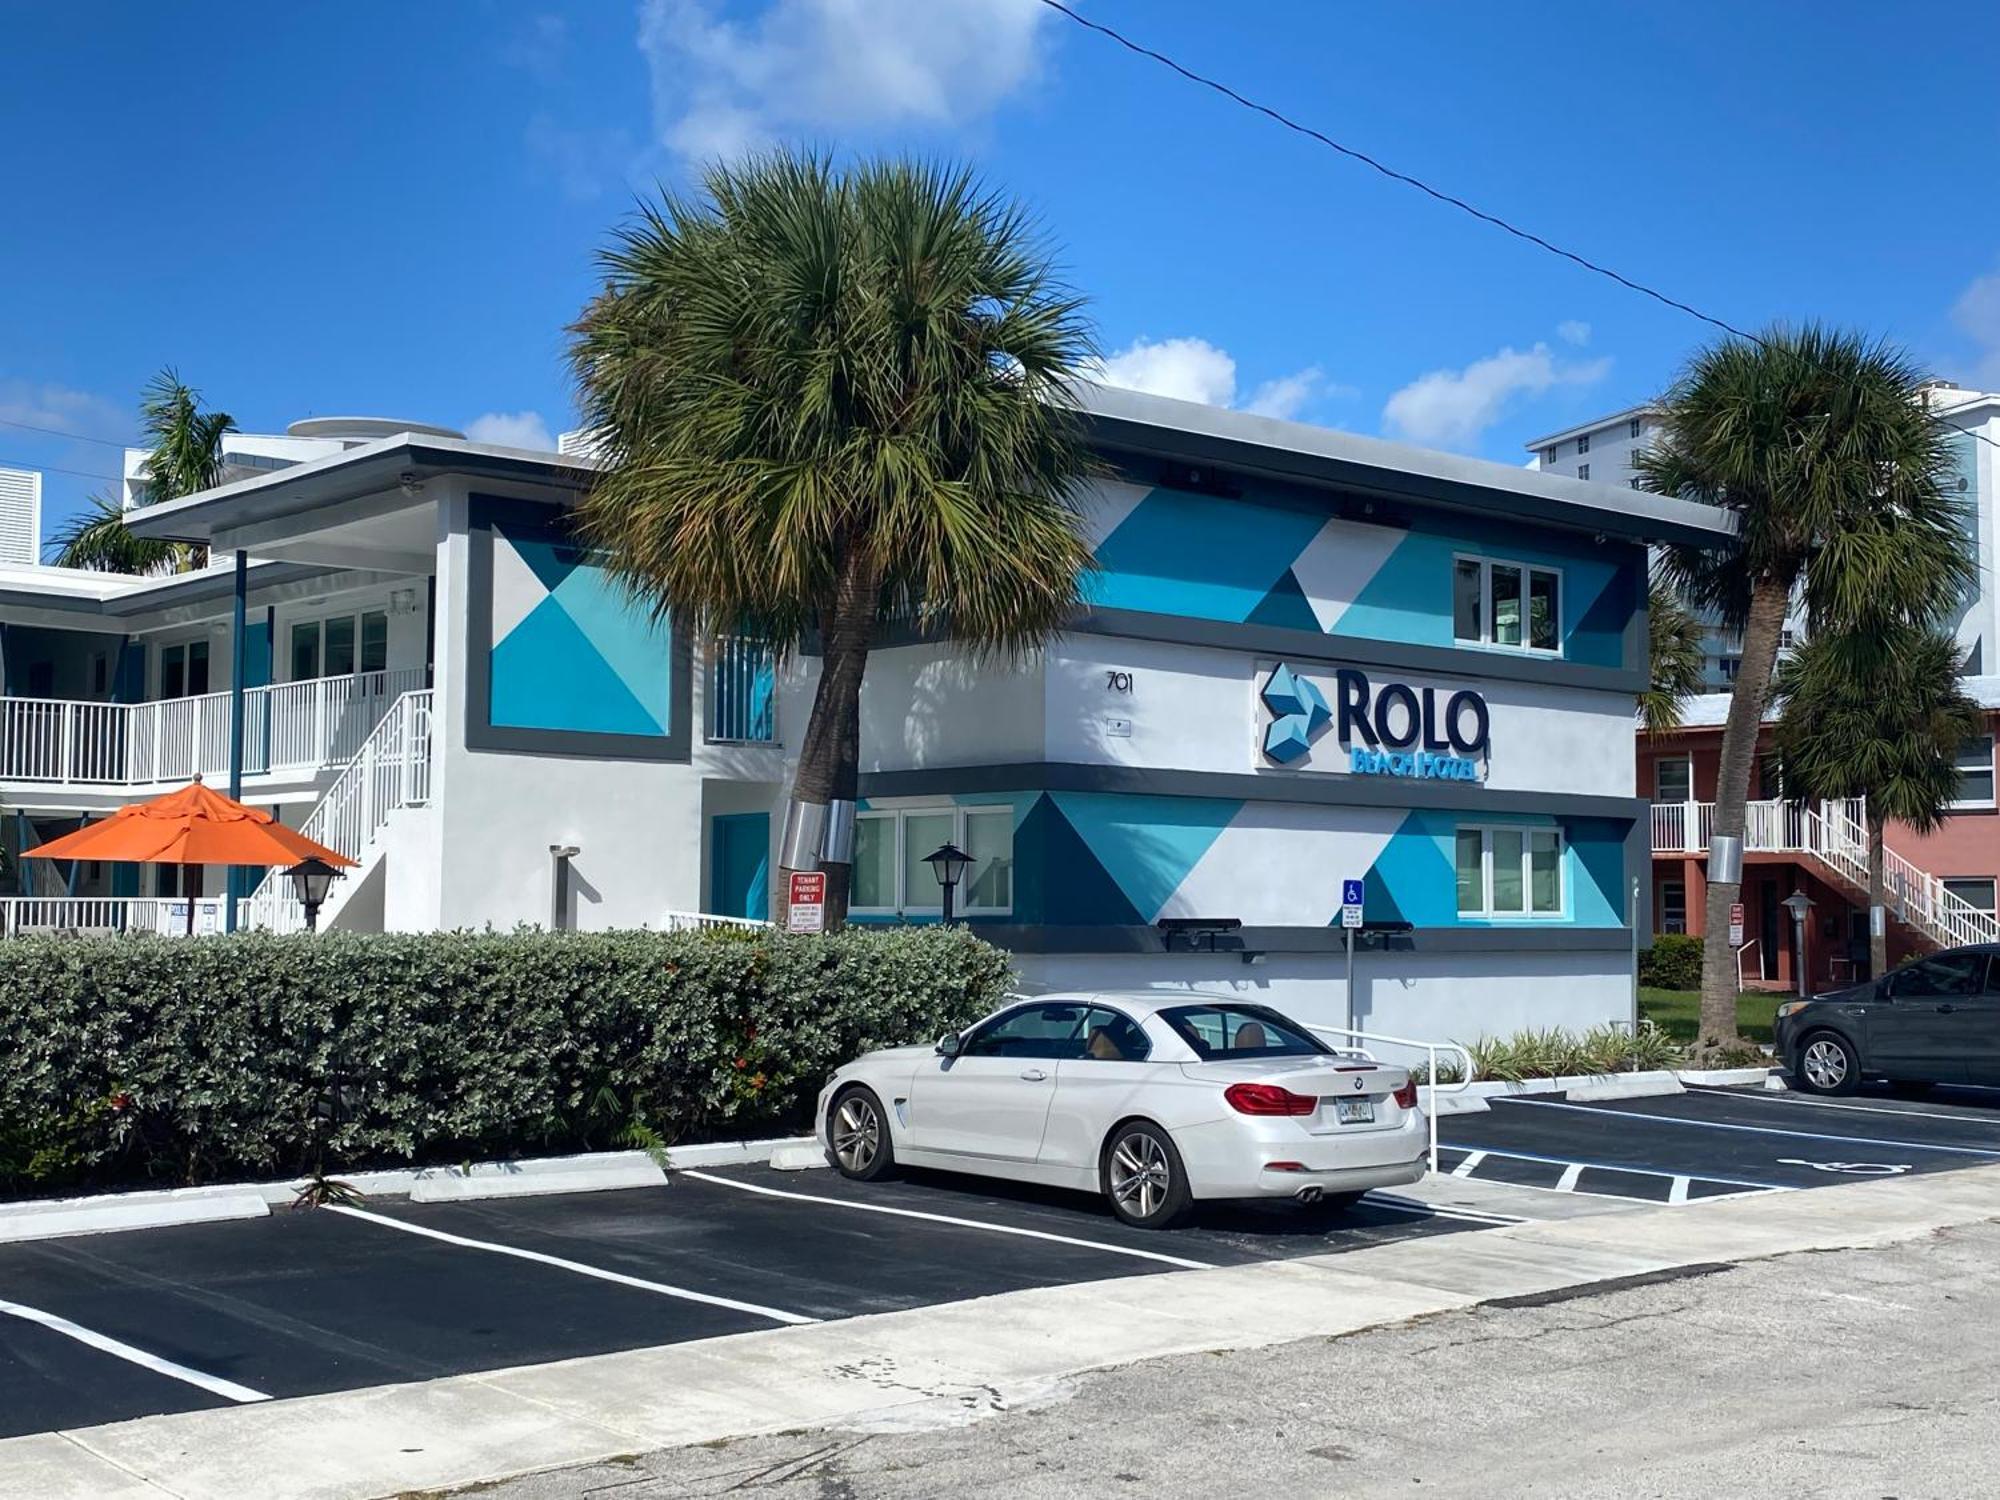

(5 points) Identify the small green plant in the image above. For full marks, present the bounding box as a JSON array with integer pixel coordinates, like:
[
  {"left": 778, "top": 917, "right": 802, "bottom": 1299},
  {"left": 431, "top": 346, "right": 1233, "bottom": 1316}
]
[{"left": 1461, "top": 1023, "right": 1688, "bottom": 1082}]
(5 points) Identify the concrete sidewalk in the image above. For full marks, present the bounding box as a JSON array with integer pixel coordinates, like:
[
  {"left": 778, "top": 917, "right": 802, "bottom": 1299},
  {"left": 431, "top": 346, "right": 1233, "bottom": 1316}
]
[{"left": 8, "top": 1165, "right": 2000, "bottom": 1500}]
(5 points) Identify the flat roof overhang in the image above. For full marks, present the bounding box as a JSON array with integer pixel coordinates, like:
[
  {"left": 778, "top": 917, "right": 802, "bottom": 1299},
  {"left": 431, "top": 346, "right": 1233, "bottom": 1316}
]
[
  {"left": 125, "top": 435, "right": 595, "bottom": 566},
  {"left": 1076, "top": 384, "right": 1737, "bottom": 550}
]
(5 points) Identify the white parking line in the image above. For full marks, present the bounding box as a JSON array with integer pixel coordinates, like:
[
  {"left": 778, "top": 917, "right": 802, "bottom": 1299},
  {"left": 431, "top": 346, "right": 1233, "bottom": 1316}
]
[
  {"left": 1691, "top": 1087, "right": 2000, "bottom": 1128},
  {"left": 1493, "top": 1096, "right": 2000, "bottom": 1158},
  {"left": 1555, "top": 1163, "right": 1584, "bottom": 1193},
  {"left": 1448, "top": 1149, "right": 1488, "bottom": 1178},
  {"left": 0, "top": 1297, "right": 271, "bottom": 1404},
  {"left": 1438, "top": 1141, "right": 1793, "bottom": 1195},
  {"left": 678, "top": 1170, "right": 1216, "bottom": 1270},
  {"left": 326, "top": 1205, "right": 817, "bottom": 1325}
]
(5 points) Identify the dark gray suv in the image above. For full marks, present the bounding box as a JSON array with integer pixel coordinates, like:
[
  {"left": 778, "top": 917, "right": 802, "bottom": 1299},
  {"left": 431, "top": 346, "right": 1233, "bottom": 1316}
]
[{"left": 1775, "top": 945, "right": 2000, "bottom": 1095}]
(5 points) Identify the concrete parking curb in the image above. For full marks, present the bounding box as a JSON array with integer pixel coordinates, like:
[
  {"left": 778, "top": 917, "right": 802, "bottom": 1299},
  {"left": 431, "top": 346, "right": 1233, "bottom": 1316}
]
[
  {"left": 0, "top": 1137, "right": 816, "bottom": 1246},
  {"left": 12, "top": 1161, "right": 1997, "bottom": 1500}
]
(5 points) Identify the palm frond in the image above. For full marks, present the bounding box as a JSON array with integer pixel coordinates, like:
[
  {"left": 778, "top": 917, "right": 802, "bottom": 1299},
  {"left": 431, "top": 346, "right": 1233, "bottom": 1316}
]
[
  {"left": 136, "top": 366, "right": 236, "bottom": 505},
  {"left": 1639, "top": 573, "right": 1706, "bottom": 734},
  {"left": 49, "top": 493, "right": 201, "bottom": 576}
]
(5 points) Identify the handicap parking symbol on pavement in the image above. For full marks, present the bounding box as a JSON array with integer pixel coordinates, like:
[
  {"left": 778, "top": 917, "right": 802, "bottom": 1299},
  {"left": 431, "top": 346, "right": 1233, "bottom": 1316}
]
[{"left": 1777, "top": 1158, "right": 1913, "bottom": 1176}]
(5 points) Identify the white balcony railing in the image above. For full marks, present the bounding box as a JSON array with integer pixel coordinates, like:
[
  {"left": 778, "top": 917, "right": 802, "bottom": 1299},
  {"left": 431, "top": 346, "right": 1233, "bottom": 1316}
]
[
  {"left": 1651, "top": 796, "right": 1999, "bottom": 950},
  {"left": 0, "top": 896, "right": 229, "bottom": 938},
  {"left": 0, "top": 668, "right": 426, "bottom": 789}
]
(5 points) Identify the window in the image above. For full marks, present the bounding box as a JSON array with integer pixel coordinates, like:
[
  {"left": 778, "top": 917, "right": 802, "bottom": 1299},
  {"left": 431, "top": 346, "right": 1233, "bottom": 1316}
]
[
  {"left": 1628, "top": 417, "right": 1643, "bottom": 440},
  {"left": 1453, "top": 556, "right": 1561, "bottom": 654},
  {"left": 1455, "top": 824, "right": 1565, "bottom": 918},
  {"left": 290, "top": 610, "right": 389, "bottom": 681},
  {"left": 1885, "top": 951, "right": 1989, "bottom": 999},
  {"left": 962, "top": 1004, "right": 1093, "bottom": 1060},
  {"left": 1541, "top": 445, "right": 1558, "bottom": 467},
  {"left": 1158, "top": 1004, "right": 1327, "bottom": 1060},
  {"left": 158, "top": 640, "right": 209, "bottom": 699},
  {"left": 1078, "top": 1007, "right": 1150, "bottom": 1062},
  {"left": 1654, "top": 756, "right": 1693, "bottom": 804},
  {"left": 1954, "top": 737, "right": 1995, "bottom": 809},
  {"left": 852, "top": 804, "right": 1014, "bottom": 916},
  {"left": 1943, "top": 878, "right": 1996, "bottom": 916},
  {"left": 90, "top": 653, "right": 108, "bottom": 697},
  {"left": 1660, "top": 880, "right": 1687, "bottom": 934},
  {"left": 1577, "top": 463, "right": 1591, "bottom": 481},
  {"left": 1576, "top": 432, "right": 1590, "bottom": 455}
]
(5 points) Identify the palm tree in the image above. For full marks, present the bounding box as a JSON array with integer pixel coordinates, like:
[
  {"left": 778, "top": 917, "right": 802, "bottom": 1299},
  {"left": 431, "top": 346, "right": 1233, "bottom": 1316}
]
[
  {"left": 52, "top": 367, "right": 233, "bottom": 573},
  {"left": 1775, "top": 626, "right": 1980, "bottom": 979},
  {"left": 570, "top": 152, "right": 1096, "bottom": 927},
  {"left": 1634, "top": 327, "right": 1974, "bottom": 1056},
  {"left": 1639, "top": 573, "right": 1706, "bottom": 735}
]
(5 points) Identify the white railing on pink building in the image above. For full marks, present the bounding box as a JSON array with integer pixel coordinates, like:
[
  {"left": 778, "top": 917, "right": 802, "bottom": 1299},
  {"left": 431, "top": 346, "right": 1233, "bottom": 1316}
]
[
  {"left": 1651, "top": 796, "right": 1998, "bottom": 950},
  {"left": 0, "top": 669, "right": 425, "bottom": 788}
]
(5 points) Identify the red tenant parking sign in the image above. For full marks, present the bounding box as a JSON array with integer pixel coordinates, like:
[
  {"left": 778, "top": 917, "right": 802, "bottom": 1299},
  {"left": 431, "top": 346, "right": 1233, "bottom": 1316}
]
[
  {"left": 788, "top": 871, "right": 826, "bottom": 934},
  {"left": 1728, "top": 901, "right": 1745, "bottom": 948}
]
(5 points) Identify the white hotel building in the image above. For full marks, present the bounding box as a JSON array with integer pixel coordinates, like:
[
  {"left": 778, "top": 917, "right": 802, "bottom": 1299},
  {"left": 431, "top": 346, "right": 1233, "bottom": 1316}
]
[{"left": 0, "top": 389, "right": 1732, "bottom": 1040}]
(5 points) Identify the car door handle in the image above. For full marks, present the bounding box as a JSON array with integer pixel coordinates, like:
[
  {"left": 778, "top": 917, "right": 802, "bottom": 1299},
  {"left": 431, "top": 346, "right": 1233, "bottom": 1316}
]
[{"left": 1019, "top": 1068, "right": 1049, "bottom": 1082}]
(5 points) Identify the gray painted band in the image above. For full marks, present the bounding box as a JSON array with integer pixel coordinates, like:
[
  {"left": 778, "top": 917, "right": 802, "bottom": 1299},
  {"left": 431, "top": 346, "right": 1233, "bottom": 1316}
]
[
  {"left": 959, "top": 923, "right": 1634, "bottom": 956},
  {"left": 462, "top": 495, "right": 692, "bottom": 763},
  {"left": 858, "top": 761, "right": 1646, "bottom": 821},
  {"left": 1072, "top": 609, "right": 1647, "bottom": 693}
]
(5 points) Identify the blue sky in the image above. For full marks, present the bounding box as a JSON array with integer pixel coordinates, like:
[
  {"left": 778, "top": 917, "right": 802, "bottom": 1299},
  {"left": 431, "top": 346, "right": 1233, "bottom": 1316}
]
[{"left": 3, "top": 1, "right": 1998, "bottom": 545}]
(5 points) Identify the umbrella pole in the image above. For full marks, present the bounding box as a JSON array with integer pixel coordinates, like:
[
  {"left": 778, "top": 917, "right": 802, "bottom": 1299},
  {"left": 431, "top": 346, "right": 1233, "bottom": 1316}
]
[{"left": 185, "top": 864, "right": 196, "bottom": 935}]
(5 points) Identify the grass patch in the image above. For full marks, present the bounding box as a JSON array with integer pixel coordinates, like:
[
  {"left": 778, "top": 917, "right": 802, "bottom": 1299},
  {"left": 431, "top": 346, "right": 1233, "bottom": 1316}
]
[{"left": 1639, "top": 987, "right": 1778, "bottom": 1046}]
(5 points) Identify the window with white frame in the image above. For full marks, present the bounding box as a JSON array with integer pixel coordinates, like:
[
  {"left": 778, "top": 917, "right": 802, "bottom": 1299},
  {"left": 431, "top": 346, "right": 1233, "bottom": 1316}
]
[
  {"left": 158, "top": 638, "right": 211, "bottom": 699},
  {"left": 1576, "top": 432, "right": 1591, "bottom": 455},
  {"left": 1455, "top": 824, "right": 1565, "bottom": 918},
  {"left": 1452, "top": 556, "right": 1561, "bottom": 654},
  {"left": 1942, "top": 877, "right": 1996, "bottom": 915},
  {"left": 1628, "top": 417, "right": 1643, "bottom": 440},
  {"left": 1577, "top": 463, "right": 1591, "bottom": 481},
  {"left": 1954, "top": 736, "right": 1995, "bottom": 809},
  {"left": 852, "top": 805, "right": 1014, "bottom": 915},
  {"left": 1654, "top": 756, "right": 1692, "bottom": 804},
  {"left": 1659, "top": 879, "right": 1687, "bottom": 934},
  {"left": 289, "top": 609, "right": 388, "bottom": 682},
  {"left": 1541, "top": 445, "right": 1558, "bottom": 467}
]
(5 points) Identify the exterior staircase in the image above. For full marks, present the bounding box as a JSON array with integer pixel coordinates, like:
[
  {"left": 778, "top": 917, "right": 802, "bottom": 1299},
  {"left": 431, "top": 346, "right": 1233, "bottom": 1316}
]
[
  {"left": 1652, "top": 796, "right": 1999, "bottom": 953},
  {"left": 238, "top": 690, "right": 434, "bottom": 933}
]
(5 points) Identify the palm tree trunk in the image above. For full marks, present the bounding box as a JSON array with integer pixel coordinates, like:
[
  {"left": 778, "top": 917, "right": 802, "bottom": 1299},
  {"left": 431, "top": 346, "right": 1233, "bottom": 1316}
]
[
  {"left": 777, "top": 549, "right": 879, "bottom": 931},
  {"left": 1698, "top": 579, "right": 1790, "bottom": 1054},
  {"left": 1868, "top": 812, "right": 1887, "bottom": 981}
]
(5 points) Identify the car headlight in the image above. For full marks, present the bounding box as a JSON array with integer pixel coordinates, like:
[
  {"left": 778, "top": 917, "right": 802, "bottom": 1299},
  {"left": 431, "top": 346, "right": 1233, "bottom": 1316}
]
[{"left": 1776, "top": 1001, "right": 1810, "bottom": 1018}]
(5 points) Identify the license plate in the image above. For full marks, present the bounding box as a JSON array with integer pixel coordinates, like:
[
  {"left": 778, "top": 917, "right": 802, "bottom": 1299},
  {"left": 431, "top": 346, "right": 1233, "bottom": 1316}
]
[{"left": 1333, "top": 1098, "right": 1375, "bottom": 1125}]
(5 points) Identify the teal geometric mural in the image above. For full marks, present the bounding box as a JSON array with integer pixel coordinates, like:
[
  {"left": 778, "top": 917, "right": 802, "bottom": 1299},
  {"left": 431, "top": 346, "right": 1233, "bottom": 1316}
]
[{"left": 489, "top": 523, "right": 673, "bottom": 738}]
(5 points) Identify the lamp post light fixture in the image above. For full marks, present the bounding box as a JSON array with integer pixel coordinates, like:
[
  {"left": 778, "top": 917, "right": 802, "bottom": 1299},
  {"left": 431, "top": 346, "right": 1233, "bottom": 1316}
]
[
  {"left": 924, "top": 842, "right": 972, "bottom": 926},
  {"left": 285, "top": 857, "right": 344, "bottom": 934},
  {"left": 1781, "top": 890, "right": 1815, "bottom": 1001}
]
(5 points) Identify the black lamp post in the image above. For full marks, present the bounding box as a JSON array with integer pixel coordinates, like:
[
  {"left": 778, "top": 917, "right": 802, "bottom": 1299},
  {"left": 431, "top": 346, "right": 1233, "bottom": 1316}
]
[
  {"left": 285, "top": 857, "right": 343, "bottom": 934},
  {"left": 924, "top": 842, "right": 972, "bottom": 925}
]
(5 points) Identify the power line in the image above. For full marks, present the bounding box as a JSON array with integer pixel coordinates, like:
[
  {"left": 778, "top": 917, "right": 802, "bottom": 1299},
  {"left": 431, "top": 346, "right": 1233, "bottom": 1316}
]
[
  {"left": 1033, "top": 0, "right": 2000, "bottom": 457},
  {"left": 0, "top": 415, "right": 134, "bottom": 449},
  {"left": 0, "top": 455, "right": 122, "bottom": 485}
]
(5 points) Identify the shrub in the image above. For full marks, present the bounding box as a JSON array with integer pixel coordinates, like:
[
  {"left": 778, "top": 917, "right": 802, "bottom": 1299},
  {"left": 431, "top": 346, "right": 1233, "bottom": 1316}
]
[
  {"left": 1462, "top": 1022, "right": 1688, "bottom": 1082},
  {"left": 1639, "top": 933, "right": 1704, "bottom": 990},
  {"left": 0, "top": 925, "right": 1011, "bottom": 1198}
]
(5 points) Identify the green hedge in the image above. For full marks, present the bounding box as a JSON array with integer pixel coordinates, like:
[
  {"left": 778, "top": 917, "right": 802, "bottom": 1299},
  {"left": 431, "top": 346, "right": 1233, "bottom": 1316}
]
[
  {"left": 0, "top": 925, "right": 1010, "bottom": 1198},
  {"left": 1638, "top": 932, "right": 1704, "bottom": 991}
]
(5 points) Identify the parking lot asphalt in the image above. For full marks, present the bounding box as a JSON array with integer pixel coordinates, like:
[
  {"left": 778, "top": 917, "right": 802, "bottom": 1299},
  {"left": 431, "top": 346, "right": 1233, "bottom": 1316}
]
[{"left": 7, "top": 1079, "right": 2000, "bottom": 1446}]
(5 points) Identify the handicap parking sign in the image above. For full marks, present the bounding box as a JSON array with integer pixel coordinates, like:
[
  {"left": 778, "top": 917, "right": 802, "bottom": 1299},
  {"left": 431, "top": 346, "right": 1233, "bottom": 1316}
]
[{"left": 1341, "top": 878, "right": 1365, "bottom": 908}]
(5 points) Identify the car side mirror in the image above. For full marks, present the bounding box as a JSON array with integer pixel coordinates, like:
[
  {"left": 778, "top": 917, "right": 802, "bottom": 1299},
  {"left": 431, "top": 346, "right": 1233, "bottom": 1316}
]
[{"left": 936, "top": 1032, "right": 962, "bottom": 1058}]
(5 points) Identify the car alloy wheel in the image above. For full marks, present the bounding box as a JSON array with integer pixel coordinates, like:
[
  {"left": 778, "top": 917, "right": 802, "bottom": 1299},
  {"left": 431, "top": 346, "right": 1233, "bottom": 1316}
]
[
  {"left": 1110, "top": 1129, "right": 1172, "bottom": 1219},
  {"left": 832, "top": 1091, "right": 882, "bottom": 1175},
  {"left": 1801, "top": 1036, "right": 1852, "bottom": 1094}
]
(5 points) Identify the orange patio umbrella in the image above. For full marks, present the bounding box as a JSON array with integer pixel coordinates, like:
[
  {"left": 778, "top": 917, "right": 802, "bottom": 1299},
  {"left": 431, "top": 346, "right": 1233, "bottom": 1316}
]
[{"left": 26, "top": 780, "right": 355, "bottom": 933}]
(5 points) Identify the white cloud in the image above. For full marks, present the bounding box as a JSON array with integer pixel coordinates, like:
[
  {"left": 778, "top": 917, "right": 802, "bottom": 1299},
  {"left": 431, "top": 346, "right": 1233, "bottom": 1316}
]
[
  {"left": 526, "top": 113, "right": 641, "bottom": 202},
  {"left": 1951, "top": 263, "right": 2000, "bottom": 389},
  {"left": 465, "top": 411, "right": 556, "bottom": 451},
  {"left": 0, "top": 378, "right": 130, "bottom": 445},
  {"left": 638, "top": 0, "right": 1053, "bottom": 163},
  {"left": 500, "top": 14, "right": 570, "bottom": 81},
  {"left": 1382, "top": 342, "right": 1611, "bottom": 450},
  {"left": 1090, "top": 337, "right": 1239, "bottom": 408},
  {"left": 1087, "top": 336, "right": 1344, "bottom": 424},
  {"left": 1557, "top": 319, "right": 1592, "bottom": 347}
]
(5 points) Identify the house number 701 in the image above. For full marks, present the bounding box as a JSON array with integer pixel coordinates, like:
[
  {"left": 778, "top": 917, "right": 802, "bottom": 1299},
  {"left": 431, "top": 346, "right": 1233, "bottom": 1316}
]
[{"left": 1105, "top": 670, "right": 1134, "bottom": 693}]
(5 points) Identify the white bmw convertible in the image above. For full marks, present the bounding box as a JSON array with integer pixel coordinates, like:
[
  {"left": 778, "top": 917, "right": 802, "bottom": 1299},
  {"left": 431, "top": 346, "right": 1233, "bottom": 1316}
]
[{"left": 814, "top": 992, "right": 1429, "bottom": 1229}]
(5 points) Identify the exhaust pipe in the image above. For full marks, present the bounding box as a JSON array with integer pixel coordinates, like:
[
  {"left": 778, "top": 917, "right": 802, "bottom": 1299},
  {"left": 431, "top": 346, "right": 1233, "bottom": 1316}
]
[{"left": 1294, "top": 1185, "right": 1323, "bottom": 1204}]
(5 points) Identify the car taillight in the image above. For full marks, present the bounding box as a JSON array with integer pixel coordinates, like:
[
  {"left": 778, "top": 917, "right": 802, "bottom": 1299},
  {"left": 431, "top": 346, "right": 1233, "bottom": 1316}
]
[
  {"left": 1392, "top": 1079, "right": 1418, "bottom": 1110},
  {"left": 1224, "top": 1082, "right": 1317, "bottom": 1116}
]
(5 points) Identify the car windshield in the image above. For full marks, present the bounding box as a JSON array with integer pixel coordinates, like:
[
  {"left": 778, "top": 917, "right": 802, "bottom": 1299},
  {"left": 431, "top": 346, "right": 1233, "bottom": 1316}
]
[{"left": 1157, "top": 1003, "right": 1328, "bottom": 1060}]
